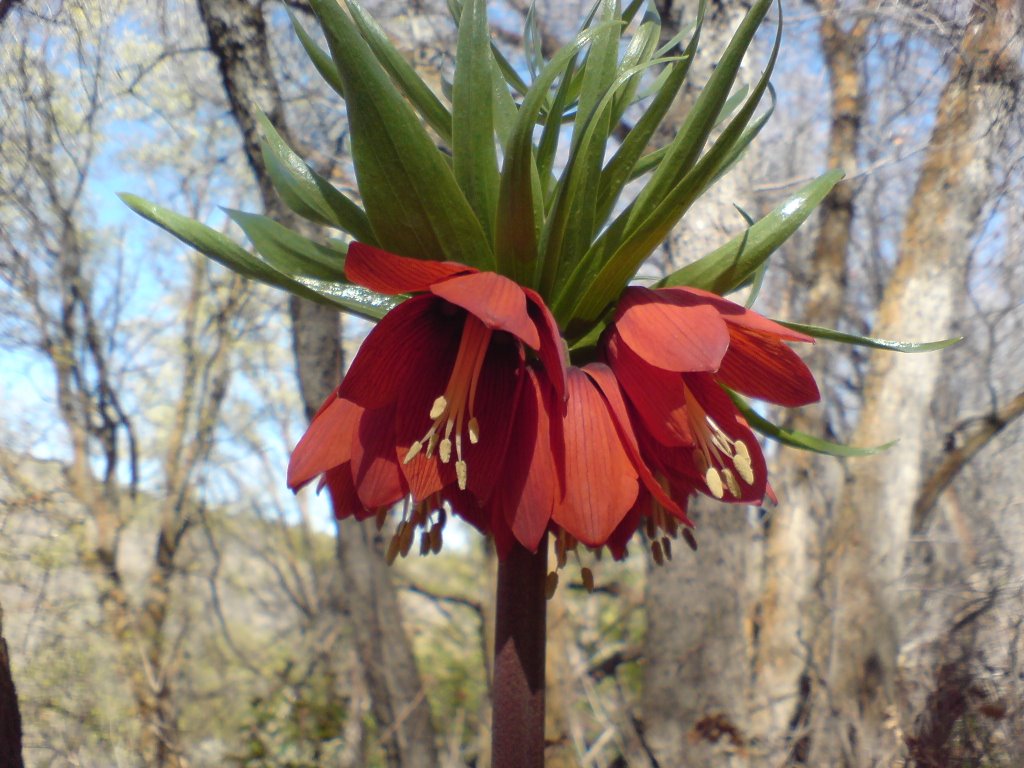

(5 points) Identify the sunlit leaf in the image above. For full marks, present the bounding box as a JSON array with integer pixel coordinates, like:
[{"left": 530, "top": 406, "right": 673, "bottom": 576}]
[
  {"left": 119, "top": 194, "right": 396, "bottom": 320},
  {"left": 728, "top": 390, "right": 896, "bottom": 456},
  {"left": 226, "top": 209, "right": 346, "bottom": 281},
  {"left": 257, "top": 114, "right": 376, "bottom": 243},
  {"left": 452, "top": 0, "right": 499, "bottom": 241},
  {"left": 777, "top": 322, "right": 963, "bottom": 353},
  {"left": 659, "top": 169, "right": 844, "bottom": 293},
  {"left": 310, "top": 0, "right": 493, "bottom": 268},
  {"left": 343, "top": 0, "right": 452, "bottom": 143}
]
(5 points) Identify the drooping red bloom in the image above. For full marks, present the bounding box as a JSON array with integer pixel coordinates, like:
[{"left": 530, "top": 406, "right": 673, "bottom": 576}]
[
  {"left": 287, "top": 244, "right": 693, "bottom": 560},
  {"left": 605, "top": 285, "right": 820, "bottom": 506},
  {"left": 287, "top": 243, "right": 567, "bottom": 535}
]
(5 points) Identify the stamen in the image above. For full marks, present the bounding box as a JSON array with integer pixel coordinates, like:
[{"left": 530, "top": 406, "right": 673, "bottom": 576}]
[
  {"left": 734, "top": 453, "right": 754, "bottom": 484},
  {"left": 581, "top": 567, "right": 595, "bottom": 593},
  {"left": 429, "top": 396, "right": 447, "bottom": 420},
  {"left": 722, "top": 468, "right": 741, "bottom": 497},
  {"left": 407, "top": 316, "right": 492, "bottom": 491},
  {"left": 403, "top": 441, "right": 423, "bottom": 464},
  {"left": 705, "top": 467, "right": 725, "bottom": 499},
  {"left": 545, "top": 571, "right": 559, "bottom": 600}
]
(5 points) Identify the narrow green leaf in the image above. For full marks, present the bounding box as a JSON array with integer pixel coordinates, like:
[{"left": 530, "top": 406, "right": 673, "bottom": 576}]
[
  {"left": 659, "top": 169, "right": 844, "bottom": 293},
  {"left": 452, "top": 0, "right": 499, "bottom": 241},
  {"left": 288, "top": 10, "right": 346, "bottom": 99},
  {"left": 593, "top": 0, "right": 705, "bottom": 228},
  {"left": 225, "top": 209, "right": 346, "bottom": 281},
  {"left": 728, "top": 391, "right": 896, "bottom": 456},
  {"left": 541, "top": 55, "right": 684, "bottom": 296},
  {"left": 494, "top": 24, "right": 613, "bottom": 284},
  {"left": 561, "top": 0, "right": 782, "bottom": 326},
  {"left": 524, "top": 1, "right": 544, "bottom": 79},
  {"left": 119, "top": 194, "right": 396, "bottom": 320},
  {"left": 310, "top": 0, "right": 493, "bottom": 268},
  {"left": 623, "top": 0, "right": 769, "bottom": 234},
  {"left": 343, "top": 0, "right": 453, "bottom": 143},
  {"left": 257, "top": 114, "right": 376, "bottom": 243},
  {"left": 777, "top": 322, "right": 963, "bottom": 353}
]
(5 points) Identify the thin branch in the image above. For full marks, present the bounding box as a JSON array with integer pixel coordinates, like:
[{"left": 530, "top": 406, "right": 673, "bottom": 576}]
[{"left": 913, "top": 389, "right": 1024, "bottom": 532}]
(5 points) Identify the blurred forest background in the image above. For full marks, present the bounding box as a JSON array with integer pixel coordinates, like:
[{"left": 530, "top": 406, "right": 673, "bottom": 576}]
[{"left": 1, "top": 0, "right": 1022, "bottom": 766}]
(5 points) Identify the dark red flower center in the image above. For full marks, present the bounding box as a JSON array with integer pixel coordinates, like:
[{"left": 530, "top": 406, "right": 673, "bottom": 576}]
[
  {"left": 683, "top": 382, "right": 755, "bottom": 498},
  {"left": 402, "top": 314, "right": 494, "bottom": 490}
]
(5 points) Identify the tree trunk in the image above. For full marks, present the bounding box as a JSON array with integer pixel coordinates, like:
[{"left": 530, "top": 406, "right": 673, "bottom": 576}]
[
  {"left": 749, "top": 1, "right": 871, "bottom": 758},
  {"left": 809, "top": 3, "right": 1023, "bottom": 764},
  {"left": 196, "top": 2, "right": 439, "bottom": 764}
]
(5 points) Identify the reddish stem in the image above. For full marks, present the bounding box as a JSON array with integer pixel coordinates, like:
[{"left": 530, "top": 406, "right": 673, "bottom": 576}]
[{"left": 491, "top": 537, "right": 548, "bottom": 768}]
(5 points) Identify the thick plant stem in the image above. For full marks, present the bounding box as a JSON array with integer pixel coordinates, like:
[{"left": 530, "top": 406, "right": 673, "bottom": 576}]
[{"left": 491, "top": 536, "right": 548, "bottom": 768}]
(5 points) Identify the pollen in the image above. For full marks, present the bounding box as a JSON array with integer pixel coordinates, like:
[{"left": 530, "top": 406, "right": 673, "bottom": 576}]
[
  {"left": 407, "top": 315, "right": 493, "bottom": 490},
  {"left": 683, "top": 383, "right": 760, "bottom": 499}
]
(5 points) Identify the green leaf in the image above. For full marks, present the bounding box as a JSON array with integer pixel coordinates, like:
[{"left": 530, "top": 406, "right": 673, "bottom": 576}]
[
  {"left": 659, "top": 169, "right": 844, "bottom": 293},
  {"left": 541, "top": 55, "right": 684, "bottom": 296},
  {"left": 494, "top": 23, "right": 614, "bottom": 284},
  {"left": 452, "top": 0, "right": 499, "bottom": 242},
  {"left": 561, "top": 0, "right": 782, "bottom": 326},
  {"left": 119, "top": 194, "right": 396, "bottom": 320},
  {"left": 310, "top": 0, "right": 493, "bottom": 268},
  {"left": 225, "top": 209, "right": 346, "bottom": 281},
  {"left": 777, "top": 322, "right": 963, "bottom": 353},
  {"left": 257, "top": 114, "right": 376, "bottom": 243},
  {"left": 288, "top": 10, "right": 346, "bottom": 99},
  {"left": 728, "top": 391, "right": 896, "bottom": 456},
  {"left": 523, "top": 1, "right": 544, "bottom": 79},
  {"left": 343, "top": 0, "right": 453, "bottom": 143},
  {"left": 592, "top": 0, "right": 704, "bottom": 238}
]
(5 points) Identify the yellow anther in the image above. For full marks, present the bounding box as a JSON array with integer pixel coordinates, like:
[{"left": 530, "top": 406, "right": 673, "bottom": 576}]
[
  {"left": 455, "top": 460, "right": 468, "bottom": 490},
  {"left": 468, "top": 417, "right": 480, "bottom": 444},
  {"left": 429, "top": 396, "right": 447, "bottom": 420},
  {"left": 722, "top": 468, "right": 740, "bottom": 497},
  {"left": 734, "top": 454, "right": 754, "bottom": 484},
  {"left": 439, "top": 438, "right": 452, "bottom": 463},
  {"left": 403, "top": 441, "right": 423, "bottom": 464},
  {"left": 705, "top": 467, "right": 725, "bottom": 499}
]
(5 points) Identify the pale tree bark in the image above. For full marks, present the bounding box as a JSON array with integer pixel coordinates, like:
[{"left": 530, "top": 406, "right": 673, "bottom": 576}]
[
  {"left": 195, "top": 2, "right": 439, "bottom": 765},
  {"left": 810, "top": 2, "right": 1024, "bottom": 764},
  {"left": 749, "top": 1, "right": 872, "bottom": 759}
]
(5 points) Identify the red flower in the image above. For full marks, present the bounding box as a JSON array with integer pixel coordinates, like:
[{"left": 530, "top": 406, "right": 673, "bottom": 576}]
[
  {"left": 605, "top": 285, "right": 819, "bottom": 505},
  {"left": 287, "top": 243, "right": 566, "bottom": 530},
  {"left": 491, "top": 362, "right": 691, "bottom": 556}
]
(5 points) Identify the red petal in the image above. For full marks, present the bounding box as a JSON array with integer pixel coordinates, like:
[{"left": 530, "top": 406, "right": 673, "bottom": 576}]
[
  {"left": 287, "top": 396, "right": 361, "bottom": 490},
  {"left": 393, "top": 323, "right": 462, "bottom": 500},
  {"left": 684, "top": 374, "right": 768, "bottom": 504},
  {"left": 523, "top": 287, "right": 568, "bottom": 401},
  {"left": 345, "top": 242, "right": 471, "bottom": 294},
  {"left": 605, "top": 495, "right": 645, "bottom": 560},
  {"left": 716, "top": 329, "right": 820, "bottom": 406},
  {"left": 613, "top": 287, "right": 729, "bottom": 372},
  {"left": 669, "top": 286, "right": 814, "bottom": 342},
  {"left": 461, "top": 340, "right": 524, "bottom": 505},
  {"left": 340, "top": 295, "right": 461, "bottom": 409},
  {"left": 323, "top": 463, "right": 371, "bottom": 520},
  {"left": 430, "top": 272, "right": 540, "bottom": 348},
  {"left": 585, "top": 363, "right": 693, "bottom": 526},
  {"left": 552, "top": 368, "right": 639, "bottom": 547},
  {"left": 351, "top": 404, "right": 407, "bottom": 508},
  {"left": 494, "top": 367, "right": 561, "bottom": 552},
  {"left": 605, "top": 335, "right": 694, "bottom": 447}
]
